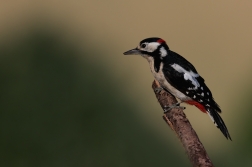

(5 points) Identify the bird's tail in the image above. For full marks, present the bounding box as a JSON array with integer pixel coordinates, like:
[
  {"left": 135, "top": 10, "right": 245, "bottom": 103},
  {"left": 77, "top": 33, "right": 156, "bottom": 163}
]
[{"left": 206, "top": 108, "right": 232, "bottom": 140}]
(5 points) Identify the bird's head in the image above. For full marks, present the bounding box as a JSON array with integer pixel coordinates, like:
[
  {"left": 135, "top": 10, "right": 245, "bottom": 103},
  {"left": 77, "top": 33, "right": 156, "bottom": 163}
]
[{"left": 123, "top": 37, "right": 169, "bottom": 60}]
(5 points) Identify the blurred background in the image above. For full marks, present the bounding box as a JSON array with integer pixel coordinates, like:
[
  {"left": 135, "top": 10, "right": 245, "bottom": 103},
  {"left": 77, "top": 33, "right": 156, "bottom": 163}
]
[{"left": 0, "top": 1, "right": 251, "bottom": 166}]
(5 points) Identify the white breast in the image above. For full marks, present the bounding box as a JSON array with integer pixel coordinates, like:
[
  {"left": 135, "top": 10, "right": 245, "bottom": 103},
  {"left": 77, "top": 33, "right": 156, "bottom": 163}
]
[{"left": 145, "top": 56, "right": 191, "bottom": 101}]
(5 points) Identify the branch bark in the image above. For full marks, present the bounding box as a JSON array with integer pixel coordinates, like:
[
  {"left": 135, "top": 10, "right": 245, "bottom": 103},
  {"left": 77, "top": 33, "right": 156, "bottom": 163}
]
[{"left": 152, "top": 80, "right": 214, "bottom": 167}]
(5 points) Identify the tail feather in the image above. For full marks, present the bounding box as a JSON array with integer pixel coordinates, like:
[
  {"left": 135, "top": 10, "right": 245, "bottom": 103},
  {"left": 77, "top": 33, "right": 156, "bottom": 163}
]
[{"left": 206, "top": 108, "right": 232, "bottom": 140}]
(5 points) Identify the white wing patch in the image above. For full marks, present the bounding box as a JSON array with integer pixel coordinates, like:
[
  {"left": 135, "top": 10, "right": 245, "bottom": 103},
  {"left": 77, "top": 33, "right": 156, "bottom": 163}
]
[{"left": 171, "top": 64, "right": 200, "bottom": 89}]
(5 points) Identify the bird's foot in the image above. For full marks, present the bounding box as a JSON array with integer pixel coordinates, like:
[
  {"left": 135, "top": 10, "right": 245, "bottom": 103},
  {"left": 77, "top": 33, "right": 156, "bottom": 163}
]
[
  {"left": 163, "top": 102, "right": 185, "bottom": 113},
  {"left": 154, "top": 87, "right": 164, "bottom": 94}
]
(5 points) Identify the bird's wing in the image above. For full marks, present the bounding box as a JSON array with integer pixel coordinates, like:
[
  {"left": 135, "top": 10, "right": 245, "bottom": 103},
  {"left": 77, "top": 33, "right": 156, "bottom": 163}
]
[{"left": 162, "top": 63, "right": 220, "bottom": 112}]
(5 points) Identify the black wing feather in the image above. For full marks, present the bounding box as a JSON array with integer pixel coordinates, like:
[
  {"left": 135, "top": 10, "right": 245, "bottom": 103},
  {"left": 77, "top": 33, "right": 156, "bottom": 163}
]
[{"left": 162, "top": 51, "right": 221, "bottom": 112}]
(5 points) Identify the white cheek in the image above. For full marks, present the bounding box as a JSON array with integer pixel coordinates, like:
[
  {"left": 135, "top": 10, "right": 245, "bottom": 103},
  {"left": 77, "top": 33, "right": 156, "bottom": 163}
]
[{"left": 146, "top": 42, "right": 160, "bottom": 52}]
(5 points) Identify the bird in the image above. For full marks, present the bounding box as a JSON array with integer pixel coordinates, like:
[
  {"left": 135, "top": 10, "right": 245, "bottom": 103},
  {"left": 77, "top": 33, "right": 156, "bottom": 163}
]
[{"left": 123, "top": 37, "right": 231, "bottom": 140}]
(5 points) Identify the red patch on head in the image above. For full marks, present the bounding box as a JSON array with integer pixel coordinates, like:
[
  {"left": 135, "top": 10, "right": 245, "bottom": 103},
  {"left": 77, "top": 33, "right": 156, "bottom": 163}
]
[
  {"left": 185, "top": 100, "right": 206, "bottom": 113},
  {"left": 157, "top": 39, "right": 166, "bottom": 44}
]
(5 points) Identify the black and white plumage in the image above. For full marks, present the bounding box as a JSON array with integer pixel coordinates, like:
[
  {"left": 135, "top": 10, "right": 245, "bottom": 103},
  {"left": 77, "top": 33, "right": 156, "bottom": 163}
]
[{"left": 124, "top": 37, "right": 231, "bottom": 140}]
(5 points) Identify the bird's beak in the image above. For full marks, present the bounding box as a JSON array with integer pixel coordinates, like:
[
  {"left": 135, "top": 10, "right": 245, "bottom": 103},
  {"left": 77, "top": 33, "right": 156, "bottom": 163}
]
[{"left": 123, "top": 48, "right": 142, "bottom": 55}]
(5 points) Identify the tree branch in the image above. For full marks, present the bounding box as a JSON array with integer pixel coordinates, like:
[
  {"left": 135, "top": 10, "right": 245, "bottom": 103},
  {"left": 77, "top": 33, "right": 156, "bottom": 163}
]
[{"left": 152, "top": 80, "right": 214, "bottom": 167}]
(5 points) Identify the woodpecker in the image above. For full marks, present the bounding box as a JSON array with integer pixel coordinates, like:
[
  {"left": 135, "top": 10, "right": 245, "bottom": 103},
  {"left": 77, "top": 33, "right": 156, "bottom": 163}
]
[{"left": 123, "top": 37, "right": 231, "bottom": 140}]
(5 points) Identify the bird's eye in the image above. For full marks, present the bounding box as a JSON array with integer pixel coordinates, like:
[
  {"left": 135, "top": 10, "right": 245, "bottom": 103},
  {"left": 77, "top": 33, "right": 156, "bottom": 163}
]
[{"left": 141, "top": 43, "right": 146, "bottom": 48}]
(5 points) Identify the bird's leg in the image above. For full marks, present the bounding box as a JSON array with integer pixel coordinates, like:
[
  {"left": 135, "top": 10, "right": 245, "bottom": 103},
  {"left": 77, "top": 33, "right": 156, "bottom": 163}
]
[
  {"left": 163, "top": 101, "right": 186, "bottom": 113},
  {"left": 154, "top": 86, "right": 164, "bottom": 94}
]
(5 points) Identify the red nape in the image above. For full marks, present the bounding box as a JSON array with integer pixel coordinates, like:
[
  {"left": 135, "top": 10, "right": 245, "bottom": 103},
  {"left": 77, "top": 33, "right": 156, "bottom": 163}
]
[
  {"left": 185, "top": 100, "right": 207, "bottom": 113},
  {"left": 157, "top": 39, "right": 166, "bottom": 44}
]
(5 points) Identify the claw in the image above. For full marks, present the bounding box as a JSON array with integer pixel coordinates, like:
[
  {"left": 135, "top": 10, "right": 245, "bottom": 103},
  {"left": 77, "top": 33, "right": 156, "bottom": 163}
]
[
  {"left": 163, "top": 102, "right": 185, "bottom": 113},
  {"left": 154, "top": 87, "right": 163, "bottom": 94}
]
